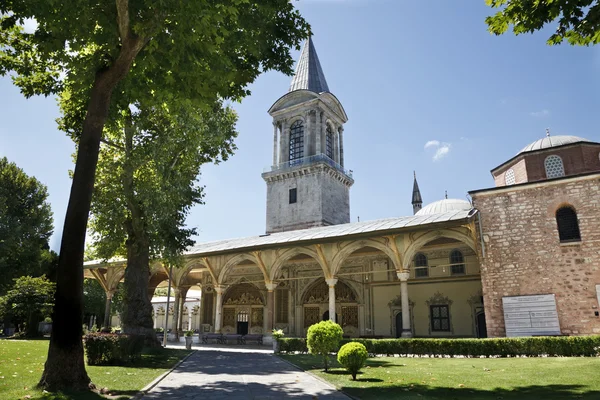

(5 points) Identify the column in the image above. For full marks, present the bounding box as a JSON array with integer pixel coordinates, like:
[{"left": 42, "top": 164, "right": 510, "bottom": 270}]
[
  {"left": 214, "top": 285, "right": 225, "bottom": 333},
  {"left": 280, "top": 120, "right": 289, "bottom": 163},
  {"left": 397, "top": 271, "right": 412, "bottom": 337},
  {"left": 339, "top": 126, "right": 345, "bottom": 168},
  {"left": 272, "top": 122, "right": 278, "bottom": 166},
  {"left": 305, "top": 111, "right": 312, "bottom": 157},
  {"left": 333, "top": 130, "right": 339, "bottom": 163},
  {"left": 266, "top": 282, "right": 277, "bottom": 333},
  {"left": 325, "top": 278, "right": 338, "bottom": 322},
  {"left": 172, "top": 288, "right": 180, "bottom": 333},
  {"left": 103, "top": 290, "right": 115, "bottom": 329},
  {"left": 316, "top": 112, "right": 322, "bottom": 154},
  {"left": 178, "top": 287, "right": 189, "bottom": 334}
]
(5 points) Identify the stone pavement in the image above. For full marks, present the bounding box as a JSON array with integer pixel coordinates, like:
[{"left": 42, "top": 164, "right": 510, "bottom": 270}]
[{"left": 142, "top": 346, "right": 351, "bottom": 399}]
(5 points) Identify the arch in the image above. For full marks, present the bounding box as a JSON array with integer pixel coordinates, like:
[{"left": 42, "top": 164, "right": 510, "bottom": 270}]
[
  {"left": 544, "top": 155, "right": 565, "bottom": 178},
  {"left": 555, "top": 205, "right": 581, "bottom": 242},
  {"left": 301, "top": 277, "right": 359, "bottom": 304},
  {"left": 270, "top": 247, "right": 329, "bottom": 281},
  {"left": 289, "top": 119, "right": 305, "bottom": 162},
  {"left": 403, "top": 229, "right": 477, "bottom": 270},
  {"left": 218, "top": 253, "right": 268, "bottom": 285},
  {"left": 181, "top": 258, "right": 216, "bottom": 286},
  {"left": 223, "top": 282, "right": 265, "bottom": 305},
  {"left": 105, "top": 266, "right": 126, "bottom": 292},
  {"left": 331, "top": 239, "right": 401, "bottom": 275}
]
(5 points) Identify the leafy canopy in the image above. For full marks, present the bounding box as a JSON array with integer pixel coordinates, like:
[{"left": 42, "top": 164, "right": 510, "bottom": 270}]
[
  {"left": 0, "top": 157, "right": 54, "bottom": 294},
  {"left": 337, "top": 342, "right": 369, "bottom": 380},
  {"left": 486, "top": 0, "right": 600, "bottom": 45},
  {"left": 307, "top": 320, "right": 343, "bottom": 371}
]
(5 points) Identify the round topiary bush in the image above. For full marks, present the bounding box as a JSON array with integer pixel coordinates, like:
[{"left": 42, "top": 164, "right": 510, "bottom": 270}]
[
  {"left": 337, "top": 342, "right": 368, "bottom": 380},
  {"left": 306, "top": 320, "right": 343, "bottom": 371}
]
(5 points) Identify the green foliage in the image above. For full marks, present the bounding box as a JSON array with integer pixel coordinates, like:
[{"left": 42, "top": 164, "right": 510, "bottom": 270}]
[
  {"left": 306, "top": 320, "right": 344, "bottom": 371},
  {"left": 337, "top": 342, "right": 368, "bottom": 380},
  {"left": 0, "top": 157, "right": 53, "bottom": 294},
  {"left": 0, "top": 275, "right": 55, "bottom": 336},
  {"left": 272, "top": 328, "right": 285, "bottom": 340},
  {"left": 83, "top": 278, "right": 107, "bottom": 322},
  {"left": 184, "top": 330, "right": 194, "bottom": 337},
  {"left": 83, "top": 333, "right": 145, "bottom": 365},
  {"left": 486, "top": 0, "right": 600, "bottom": 45}
]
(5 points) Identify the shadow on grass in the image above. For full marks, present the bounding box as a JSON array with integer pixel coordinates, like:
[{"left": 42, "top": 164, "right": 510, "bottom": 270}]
[{"left": 340, "top": 383, "right": 600, "bottom": 400}]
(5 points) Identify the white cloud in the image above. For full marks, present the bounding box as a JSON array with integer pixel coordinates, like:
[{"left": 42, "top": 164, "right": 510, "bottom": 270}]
[
  {"left": 433, "top": 145, "right": 451, "bottom": 161},
  {"left": 530, "top": 109, "right": 550, "bottom": 118},
  {"left": 424, "top": 140, "right": 440, "bottom": 149}
]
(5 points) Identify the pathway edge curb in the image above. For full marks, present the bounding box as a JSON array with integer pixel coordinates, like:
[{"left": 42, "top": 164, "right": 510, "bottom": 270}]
[{"left": 132, "top": 349, "right": 196, "bottom": 400}]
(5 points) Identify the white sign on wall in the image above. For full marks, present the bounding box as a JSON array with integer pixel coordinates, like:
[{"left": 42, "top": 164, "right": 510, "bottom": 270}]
[{"left": 502, "top": 294, "right": 561, "bottom": 337}]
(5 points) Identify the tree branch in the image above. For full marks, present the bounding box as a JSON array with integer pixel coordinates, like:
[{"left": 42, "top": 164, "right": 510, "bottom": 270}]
[
  {"left": 115, "top": 0, "right": 130, "bottom": 43},
  {"left": 100, "top": 138, "right": 125, "bottom": 151}
]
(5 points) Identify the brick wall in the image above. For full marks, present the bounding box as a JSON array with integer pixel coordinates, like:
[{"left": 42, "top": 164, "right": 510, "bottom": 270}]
[
  {"left": 471, "top": 174, "right": 600, "bottom": 337},
  {"left": 494, "top": 158, "right": 528, "bottom": 187}
]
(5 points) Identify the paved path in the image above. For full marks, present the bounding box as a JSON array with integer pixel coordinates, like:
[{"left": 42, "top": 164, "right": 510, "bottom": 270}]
[{"left": 142, "top": 346, "right": 350, "bottom": 400}]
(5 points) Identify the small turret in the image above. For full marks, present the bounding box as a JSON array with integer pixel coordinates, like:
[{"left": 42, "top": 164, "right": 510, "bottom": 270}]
[{"left": 412, "top": 171, "right": 423, "bottom": 215}]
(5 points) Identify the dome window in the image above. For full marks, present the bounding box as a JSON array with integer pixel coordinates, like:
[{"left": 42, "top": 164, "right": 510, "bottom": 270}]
[
  {"left": 544, "top": 155, "right": 565, "bottom": 179},
  {"left": 504, "top": 169, "right": 515, "bottom": 185},
  {"left": 414, "top": 253, "right": 429, "bottom": 278},
  {"left": 556, "top": 206, "right": 581, "bottom": 243}
]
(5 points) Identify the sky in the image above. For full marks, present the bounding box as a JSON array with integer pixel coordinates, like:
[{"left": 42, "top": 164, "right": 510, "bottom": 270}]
[{"left": 1, "top": 1, "right": 599, "bottom": 252}]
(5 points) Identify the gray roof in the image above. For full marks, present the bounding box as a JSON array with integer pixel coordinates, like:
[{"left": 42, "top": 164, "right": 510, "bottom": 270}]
[
  {"left": 289, "top": 37, "right": 329, "bottom": 93},
  {"left": 185, "top": 210, "right": 473, "bottom": 256},
  {"left": 519, "top": 135, "right": 588, "bottom": 154},
  {"left": 416, "top": 199, "right": 472, "bottom": 216},
  {"left": 412, "top": 172, "right": 422, "bottom": 205}
]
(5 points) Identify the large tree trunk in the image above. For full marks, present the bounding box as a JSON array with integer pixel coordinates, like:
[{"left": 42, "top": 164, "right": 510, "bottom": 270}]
[{"left": 39, "top": 24, "right": 148, "bottom": 389}]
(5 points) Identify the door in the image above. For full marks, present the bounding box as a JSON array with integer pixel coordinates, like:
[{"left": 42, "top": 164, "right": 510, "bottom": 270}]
[
  {"left": 237, "top": 311, "right": 249, "bottom": 335},
  {"left": 476, "top": 311, "right": 487, "bottom": 338},
  {"left": 395, "top": 312, "right": 403, "bottom": 338}
]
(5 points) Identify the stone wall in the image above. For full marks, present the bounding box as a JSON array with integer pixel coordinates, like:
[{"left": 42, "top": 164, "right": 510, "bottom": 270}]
[{"left": 471, "top": 173, "right": 600, "bottom": 337}]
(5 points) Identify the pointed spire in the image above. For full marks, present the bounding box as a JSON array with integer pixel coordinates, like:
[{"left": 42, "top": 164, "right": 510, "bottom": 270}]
[
  {"left": 412, "top": 171, "right": 423, "bottom": 215},
  {"left": 289, "top": 37, "right": 330, "bottom": 93}
]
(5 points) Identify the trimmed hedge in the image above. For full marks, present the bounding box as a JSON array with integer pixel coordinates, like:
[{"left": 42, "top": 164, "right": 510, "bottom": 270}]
[
  {"left": 278, "top": 336, "right": 600, "bottom": 357},
  {"left": 84, "top": 333, "right": 145, "bottom": 365}
]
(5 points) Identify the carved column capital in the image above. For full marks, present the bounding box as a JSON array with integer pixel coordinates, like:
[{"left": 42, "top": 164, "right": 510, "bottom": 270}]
[
  {"left": 214, "top": 285, "right": 227, "bottom": 295},
  {"left": 325, "top": 278, "right": 338, "bottom": 287},
  {"left": 265, "top": 282, "right": 278, "bottom": 292},
  {"left": 397, "top": 271, "right": 410, "bottom": 282}
]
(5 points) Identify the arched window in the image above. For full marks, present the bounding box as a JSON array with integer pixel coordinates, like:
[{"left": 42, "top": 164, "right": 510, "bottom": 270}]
[
  {"left": 449, "top": 249, "right": 465, "bottom": 275},
  {"left": 556, "top": 206, "right": 581, "bottom": 243},
  {"left": 414, "top": 253, "right": 428, "bottom": 278},
  {"left": 505, "top": 169, "right": 515, "bottom": 185},
  {"left": 289, "top": 120, "right": 304, "bottom": 163},
  {"left": 325, "top": 125, "right": 334, "bottom": 159},
  {"left": 545, "top": 155, "right": 565, "bottom": 179}
]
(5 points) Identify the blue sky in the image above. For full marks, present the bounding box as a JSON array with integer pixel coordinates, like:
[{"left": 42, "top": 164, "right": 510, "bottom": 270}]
[{"left": 1, "top": 1, "right": 599, "bottom": 251}]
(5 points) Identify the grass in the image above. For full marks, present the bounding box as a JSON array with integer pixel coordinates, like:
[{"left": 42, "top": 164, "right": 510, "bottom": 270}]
[
  {"left": 279, "top": 354, "right": 600, "bottom": 400},
  {"left": 0, "top": 339, "right": 191, "bottom": 400}
]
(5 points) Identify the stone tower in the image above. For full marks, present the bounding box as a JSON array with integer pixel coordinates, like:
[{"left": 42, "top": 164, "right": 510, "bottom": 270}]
[
  {"left": 262, "top": 37, "right": 354, "bottom": 234},
  {"left": 412, "top": 171, "right": 423, "bottom": 215}
]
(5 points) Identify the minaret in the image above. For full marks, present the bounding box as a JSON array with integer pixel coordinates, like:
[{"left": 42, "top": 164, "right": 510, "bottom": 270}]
[
  {"left": 262, "top": 37, "right": 354, "bottom": 234},
  {"left": 412, "top": 171, "right": 423, "bottom": 215}
]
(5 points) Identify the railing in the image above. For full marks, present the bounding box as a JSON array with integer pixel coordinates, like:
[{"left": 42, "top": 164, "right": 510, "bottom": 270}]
[{"left": 264, "top": 153, "right": 353, "bottom": 178}]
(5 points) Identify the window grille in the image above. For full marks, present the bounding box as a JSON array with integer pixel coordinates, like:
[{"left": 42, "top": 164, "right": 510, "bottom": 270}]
[
  {"left": 505, "top": 169, "right": 515, "bottom": 185},
  {"left": 275, "top": 288, "right": 289, "bottom": 323},
  {"left": 326, "top": 125, "right": 334, "bottom": 159},
  {"left": 430, "top": 305, "right": 450, "bottom": 331},
  {"left": 237, "top": 310, "right": 249, "bottom": 322},
  {"left": 545, "top": 155, "right": 565, "bottom": 178},
  {"left": 414, "top": 253, "right": 429, "bottom": 278},
  {"left": 289, "top": 188, "right": 297, "bottom": 204},
  {"left": 556, "top": 206, "right": 581, "bottom": 242},
  {"left": 449, "top": 249, "right": 465, "bottom": 275},
  {"left": 289, "top": 120, "right": 304, "bottom": 163}
]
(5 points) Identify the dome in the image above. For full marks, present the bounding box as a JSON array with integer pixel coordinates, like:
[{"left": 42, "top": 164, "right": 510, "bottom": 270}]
[
  {"left": 519, "top": 135, "right": 588, "bottom": 154},
  {"left": 416, "top": 199, "right": 472, "bottom": 216}
]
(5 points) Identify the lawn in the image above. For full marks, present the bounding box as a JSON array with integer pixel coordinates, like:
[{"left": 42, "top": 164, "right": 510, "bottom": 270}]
[
  {"left": 279, "top": 354, "right": 600, "bottom": 400},
  {"left": 0, "top": 339, "right": 191, "bottom": 400}
]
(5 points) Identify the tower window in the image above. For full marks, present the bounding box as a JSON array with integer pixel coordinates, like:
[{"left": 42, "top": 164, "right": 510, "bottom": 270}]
[
  {"left": 504, "top": 169, "right": 515, "bottom": 185},
  {"left": 326, "top": 125, "right": 334, "bottom": 159},
  {"left": 289, "top": 120, "right": 304, "bottom": 163},
  {"left": 544, "top": 155, "right": 565, "bottom": 179},
  {"left": 414, "top": 253, "right": 428, "bottom": 278},
  {"left": 289, "top": 188, "right": 297, "bottom": 204},
  {"left": 556, "top": 206, "right": 581, "bottom": 243},
  {"left": 449, "top": 249, "right": 465, "bottom": 275}
]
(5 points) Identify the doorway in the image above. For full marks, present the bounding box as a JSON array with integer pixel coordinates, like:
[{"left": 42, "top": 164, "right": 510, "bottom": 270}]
[
  {"left": 322, "top": 310, "right": 339, "bottom": 322},
  {"left": 395, "top": 312, "right": 403, "bottom": 338},
  {"left": 237, "top": 311, "right": 249, "bottom": 335},
  {"left": 475, "top": 311, "right": 487, "bottom": 338}
]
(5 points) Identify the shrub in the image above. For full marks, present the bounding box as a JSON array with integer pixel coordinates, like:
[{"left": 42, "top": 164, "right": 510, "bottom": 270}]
[
  {"left": 184, "top": 330, "right": 194, "bottom": 337},
  {"left": 279, "top": 337, "right": 308, "bottom": 353},
  {"left": 338, "top": 342, "right": 368, "bottom": 380},
  {"left": 307, "top": 320, "right": 343, "bottom": 371},
  {"left": 272, "top": 328, "right": 285, "bottom": 340},
  {"left": 84, "top": 333, "right": 144, "bottom": 365}
]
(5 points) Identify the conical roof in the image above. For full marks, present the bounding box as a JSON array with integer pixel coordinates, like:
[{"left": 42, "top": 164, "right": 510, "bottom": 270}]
[
  {"left": 412, "top": 172, "right": 422, "bottom": 205},
  {"left": 289, "top": 37, "right": 330, "bottom": 93}
]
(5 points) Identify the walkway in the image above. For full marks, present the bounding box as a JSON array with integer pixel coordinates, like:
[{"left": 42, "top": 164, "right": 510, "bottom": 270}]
[{"left": 142, "top": 346, "right": 350, "bottom": 399}]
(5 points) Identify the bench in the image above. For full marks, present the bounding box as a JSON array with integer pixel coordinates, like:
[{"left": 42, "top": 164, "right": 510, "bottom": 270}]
[
  {"left": 202, "top": 333, "right": 224, "bottom": 344},
  {"left": 222, "top": 333, "right": 244, "bottom": 344},
  {"left": 242, "top": 334, "right": 263, "bottom": 345}
]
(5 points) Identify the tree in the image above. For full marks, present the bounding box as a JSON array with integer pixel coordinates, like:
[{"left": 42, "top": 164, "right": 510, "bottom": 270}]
[
  {"left": 1, "top": 1, "right": 308, "bottom": 390},
  {"left": 83, "top": 278, "right": 107, "bottom": 327},
  {"left": 79, "top": 99, "right": 236, "bottom": 343},
  {"left": 486, "top": 0, "right": 600, "bottom": 45},
  {"left": 0, "top": 157, "right": 54, "bottom": 294},
  {"left": 0, "top": 276, "right": 55, "bottom": 337},
  {"left": 337, "top": 342, "right": 368, "bottom": 380},
  {"left": 306, "top": 320, "right": 344, "bottom": 372}
]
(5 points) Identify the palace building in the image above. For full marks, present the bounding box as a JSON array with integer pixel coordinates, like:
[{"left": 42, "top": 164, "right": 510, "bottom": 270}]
[{"left": 86, "top": 38, "right": 600, "bottom": 339}]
